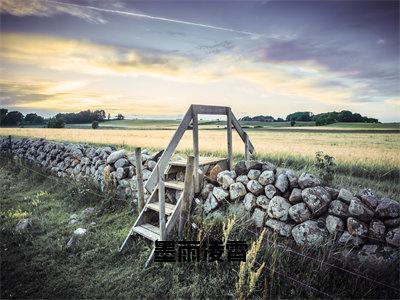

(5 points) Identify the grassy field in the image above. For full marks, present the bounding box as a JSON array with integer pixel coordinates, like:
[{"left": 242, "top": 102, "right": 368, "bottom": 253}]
[
  {"left": 1, "top": 126, "right": 399, "bottom": 182},
  {"left": 1, "top": 161, "right": 399, "bottom": 299}
]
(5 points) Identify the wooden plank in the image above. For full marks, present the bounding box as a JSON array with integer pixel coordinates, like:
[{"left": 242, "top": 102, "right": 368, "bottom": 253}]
[
  {"left": 166, "top": 194, "right": 182, "bottom": 235},
  {"left": 230, "top": 113, "right": 255, "bottom": 153},
  {"left": 192, "top": 104, "right": 229, "bottom": 115},
  {"left": 135, "top": 147, "right": 145, "bottom": 212},
  {"left": 178, "top": 156, "right": 195, "bottom": 239},
  {"left": 226, "top": 108, "right": 233, "bottom": 170},
  {"left": 158, "top": 165, "right": 166, "bottom": 241},
  {"left": 144, "top": 246, "right": 155, "bottom": 269},
  {"left": 133, "top": 224, "right": 160, "bottom": 242},
  {"left": 145, "top": 107, "right": 193, "bottom": 193},
  {"left": 169, "top": 157, "right": 226, "bottom": 167},
  {"left": 146, "top": 202, "right": 175, "bottom": 215},
  {"left": 192, "top": 111, "right": 199, "bottom": 193},
  {"left": 245, "top": 133, "right": 250, "bottom": 161},
  {"left": 165, "top": 180, "right": 185, "bottom": 190}
]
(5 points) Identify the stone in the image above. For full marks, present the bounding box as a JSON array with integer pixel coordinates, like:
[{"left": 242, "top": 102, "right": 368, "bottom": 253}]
[
  {"left": 246, "top": 180, "right": 264, "bottom": 196},
  {"left": 114, "top": 158, "right": 128, "bottom": 169},
  {"left": 212, "top": 187, "right": 229, "bottom": 201},
  {"left": 147, "top": 160, "right": 157, "bottom": 171},
  {"left": 264, "top": 184, "right": 277, "bottom": 199},
  {"left": 302, "top": 186, "right": 331, "bottom": 217},
  {"left": 386, "top": 227, "right": 400, "bottom": 247},
  {"left": 116, "top": 167, "right": 128, "bottom": 180},
  {"left": 329, "top": 200, "right": 350, "bottom": 218},
  {"left": 289, "top": 203, "right": 311, "bottom": 223},
  {"left": 338, "top": 188, "right": 354, "bottom": 204},
  {"left": 243, "top": 193, "right": 256, "bottom": 211},
  {"left": 288, "top": 188, "right": 302, "bottom": 204},
  {"left": 292, "top": 220, "right": 328, "bottom": 246},
  {"left": 106, "top": 149, "right": 126, "bottom": 164},
  {"left": 261, "top": 161, "right": 276, "bottom": 172},
  {"left": 347, "top": 217, "right": 368, "bottom": 237},
  {"left": 248, "top": 169, "right": 261, "bottom": 180},
  {"left": 298, "top": 173, "right": 321, "bottom": 189},
  {"left": 360, "top": 195, "right": 379, "bottom": 210},
  {"left": 265, "top": 219, "right": 293, "bottom": 237},
  {"left": 74, "top": 227, "right": 87, "bottom": 236},
  {"left": 83, "top": 207, "right": 95, "bottom": 216},
  {"left": 236, "top": 175, "right": 249, "bottom": 185},
  {"left": 348, "top": 197, "right": 374, "bottom": 222},
  {"left": 201, "top": 183, "right": 215, "bottom": 199},
  {"left": 234, "top": 160, "right": 248, "bottom": 176},
  {"left": 69, "top": 219, "right": 79, "bottom": 225},
  {"left": 375, "top": 198, "right": 400, "bottom": 218},
  {"left": 204, "top": 193, "right": 219, "bottom": 213},
  {"left": 209, "top": 164, "right": 223, "bottom": 181},
  {"left": 383, "top": 218, "right": 400, "bottom": 228},
  {"left": 267, "top": 196, "right": 291, "bottom": 221},
  {"left": 245, "top": 160, "right": 263, "bottom": 171},
  {"left": 175, "top": 171, "right": 185, "bottom": 181},
  {"left": 356, "top": 188, "right": 375, "bottom": 198},
  {"left": 326, "top": 215, "right": 344, "bottom": 236},
  {"left": 285, "top": 170, "right": 299, "bottom": 188},
  {"left": 324, "top": 186, "right": 339, "bottom": 200},
  {"left": 274, "top": 174, "right": 289, "bottom": 193},
  {"left": 229, "top": 182, "right": 247, "bottom": 200},
  {"left": 222, "top": 175, "right": 235, "bottom": 189},
  {"left": 217, "top": 170, "right": 236, "bottom": 185},
  {"left": 258, "top": 170, "right": 274, "bottom": 186},
  {"left": 252, "top": 208, "right": 266, "bottom": 228},
  {"left": 338, "top": 231, "right": 365, "bottom": 247},
  {"left": 142, "top": 169, "right": 152, "bottom": 181},
  {"left": 256, "top": 195, "right": 270, "bottom": 210},
  {"left": 369, "top": 219, "right": 386, "bottom": 241},
  {"left": 15, "top": 218, "right": 32, "bottom": 232}
]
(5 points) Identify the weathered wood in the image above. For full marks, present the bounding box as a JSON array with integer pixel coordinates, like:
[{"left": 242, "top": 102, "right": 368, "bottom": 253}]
[
  {"left": 192, "top": 104, "right": 229, "bottom": 115},
  {"left": 226, "top": 108, "right": 233, "bottom": 170},
  {"left": 178, "top": 156, "right": 195, "bottom": 239},
  {"left": 147, "top": 202, "right": 175, "bottom": 215},
  {"left": 145, "top": 108, "right": 193, "bottom": 192},
  {"left": 158, "top": 165, "right": 166, "bottom": 241},
  {"left": 133, "top": 224, "right": 160, "bottom": 241},
  {"left": 165, "top": 180, "right": 185, "bottom": 190},
  {"left": 169, "top": 157, "right": 227, "bottom": 167},
  {"left": 245, "top": 133, "right": 250, "bottom": 161},
  {"left": 231, "top": 113, "right": 255, "bottom": 153},
  {"left": 135, "top": 147, "right": 145, "bottom": 212},
  {"left": 192, "top": 111, "right": 199, "bottom": 193}
]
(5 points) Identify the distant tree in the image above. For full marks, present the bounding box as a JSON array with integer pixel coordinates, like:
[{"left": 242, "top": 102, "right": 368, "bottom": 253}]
[
  {"left": 116, "top": 113, "right": 125, "bottom": 120},
  {"left": 24, "top": 113, "right": 45, "bottom": 125},
  {"left": 107, "top": 113, "right": 111, "bottom": 120},
  {"left": 47, "top": 116, "right": 65, "bottom": 128},
  {"left": 0, "top": 108, "right": 8, "bottom": 126},
  {"left": 92, "top": 121, "right": 99, "bottom": 129},
  {"left": 275, "top": 118, "right": 285, "bottom": 122},
  {"left": 2, "top": 111, "right": 24, "bottom": 126},
  {"left": 290, "top": 120, "right": 296, "bottom": 126},
  {"left": 286, "top": 112, "right": 313, "bottom": 122}
]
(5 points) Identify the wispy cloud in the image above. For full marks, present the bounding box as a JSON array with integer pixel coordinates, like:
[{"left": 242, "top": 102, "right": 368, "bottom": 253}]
[{"left": 0, "top": 0, "right": 107, "bottom": 24}]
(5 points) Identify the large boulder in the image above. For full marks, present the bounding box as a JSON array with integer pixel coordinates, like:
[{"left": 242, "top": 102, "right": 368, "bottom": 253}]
[
  {"left": 360, "top": 195, "right": 379, "bottom": 210},
  {"left": 222, "top": 175, "right": 235, "bottom": 189},
  {"left": 258, "top": 170, "right": 274, "bottom": 186},
  {"left": 325, "top": 215, "right": 344, "bottom": 236},
  {"left": 298, "top": 173, "right": 321, "bottom": 189},
  {"left": 229, "top": 182, "right": 247, "bottom": 200},
  {"left": 337, "top": 188, "right": 354, "bottom": 204},
  {"left": 252, "top": 208, "right": 266, "bottom": 228},
  {"left": 347, "top": 217, "right": 368, "bottom": 237},
  {"left": 106, "top": 149, "right": 126, "bottom": 164},
  {"left": 375, "top": 198, "right": 400, "bottom": 218},
  {"left": 246, "top": 180, "right": 264, "bottom": 196},
  {"left": 386, "top": 227, "right": 400, "bottom": 247},
  {"left": 243, "top": 193, "right": 256, "bottom": 211},
  {"left": 236, "top": 175, "right": 249, "bottom": 185},
  {"left": 348, "top": 197, "right": 374, "bottom": 222},
  {"left": 288, "top": 188, "right": 302, "bottom": 204},
  {"left": 285, "top": 170, "right": 299, "bottom": 188},
  {"left": 248, "top": 169, "right": 261, "bottom": 180},
  {"left": 369, "top": 219, "right": 386, "bottom": 241},
  {"left": 217, "top": 170, "right": 236, "bottom": 185},
  {"left": 267, "top": 196, "right": 291, "bottom": 221},
  {"left": 114, "top": 158, "right": 129, "bottom": 169},
  {"left": 264, "top": 184, "right": 277, "bottom": 199},
  {"left": 212, "top": 187, "right": 229, "bottom": 201},
  {"left": 274, "top": 174, "right": 289, "bottom": 193},
  {"left": 292, "top": 220, "right": 328, "bottom": 246},
  {"left": 289, "top": 203, "right": 311, "bottom": 223},
  {"left": 265, "top": 219, "right": 293, "bottom": 237},
  {"left": 235, "top": 160, "right": 262, "bottom": 176},
  {"left": 328, "top": 200, "right": 350, "bottom": 218},
  {"left": 302, "top": 186, "right": 331, "bottom": 217},
  {"left": 256, "top": 195, "right": 270, "bottom": 210}
]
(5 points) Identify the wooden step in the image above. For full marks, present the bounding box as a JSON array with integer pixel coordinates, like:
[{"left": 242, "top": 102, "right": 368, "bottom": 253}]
[
  {"left": 165, "top": 180, "right": 185, "bottom": 190},
  {"left": 169, "top": 157, "right": 227, "bottom": 167},
  {"left": 146, "top": 202, "right": 175, "bottom": 215},
  {"left": 132, "top": 223, "right": 160, "bottom": 241}
]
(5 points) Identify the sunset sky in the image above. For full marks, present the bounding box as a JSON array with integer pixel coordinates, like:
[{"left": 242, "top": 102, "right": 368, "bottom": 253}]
[{"left": 0, "top": 0, "right": 399, "bottom": 121}]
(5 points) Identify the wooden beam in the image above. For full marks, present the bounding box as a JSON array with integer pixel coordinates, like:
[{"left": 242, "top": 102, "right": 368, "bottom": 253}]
[
  {"left": 192, "top": 109, "right": 199, "bottom": 193},
  {"left": 226, "top": 108, "right": 233, "bottom": 170},
  {"left": 230, "top": 113, "right": 255, "bottom": 153},
  {"left": 145, "top": 107, "right": 193, "bottom": 192},
  {"left": 192, "top": 104, "right": 229, "bottom": 115},
  {"left": 135, "top": 147, "right": 145, "bottom": 212},
  {"left": 178, "top": 156, "right": 195, "bottom": 239},
  {"left": 245, "top": 133, "right": 250, "bottom": 161},
  {"left": 158, "top": 164, "right": 166, "bottom": 241}
]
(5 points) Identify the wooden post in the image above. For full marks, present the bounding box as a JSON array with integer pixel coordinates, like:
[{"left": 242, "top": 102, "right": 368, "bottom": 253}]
[
  {"left": 158, "top": 164, "right": 166, "bottom": 241},
  {"left": 245, "top": 134, "right": 250, "bottom": 161},
  {"left": 226, "top": 108, "right": 233, "bottom": 170},
  {"left": 192, "top": 112, "right": 199, "bottom": 193},
  {"left": 135, "top": 147, "right": 145, "bottom": 212},
  {"left": 178, "top": 156, "right": 195, "bottom": 239}
]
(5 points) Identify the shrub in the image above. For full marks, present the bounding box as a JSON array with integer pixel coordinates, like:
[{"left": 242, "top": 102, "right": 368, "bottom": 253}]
[
  {"left": 92, "top": 121, "right": 99, "bottom": 129},
  {"left": 290, "top": 120, "right": 296, "bottom": 127},
  {"left": 314, "top": 151, "right": 336, "bottom": 184}
]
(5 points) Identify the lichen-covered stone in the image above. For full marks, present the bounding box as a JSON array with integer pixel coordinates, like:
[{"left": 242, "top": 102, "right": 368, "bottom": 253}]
[
  {"left": 302, "top": 186, "right": 331, "bottom": 217},
  {"left": 267, "top": 196, "right": 291, "bottom": 221}
]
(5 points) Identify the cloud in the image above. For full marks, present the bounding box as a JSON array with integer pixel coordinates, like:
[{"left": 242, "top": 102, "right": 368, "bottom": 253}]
[{"left": 0, "top": 0, "right": 107, "bottom": 24}]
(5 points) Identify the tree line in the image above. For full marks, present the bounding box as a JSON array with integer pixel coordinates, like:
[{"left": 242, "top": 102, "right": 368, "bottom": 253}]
[
  {"left": 0, "top": 108, "right": 125, "bottom": 128},
  {"left": 240, "top": 110, "right": 379, "bottom": 125}
]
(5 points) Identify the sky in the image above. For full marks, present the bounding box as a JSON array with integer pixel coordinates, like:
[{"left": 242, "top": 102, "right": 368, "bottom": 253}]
[{"left": 0, "top": 0, "right": 399, "bottom": 121}]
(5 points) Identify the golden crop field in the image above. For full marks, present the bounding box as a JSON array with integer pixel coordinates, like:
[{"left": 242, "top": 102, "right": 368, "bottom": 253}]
[{"left": 1, "top": 127, "right": 399, "bottom": 169}]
